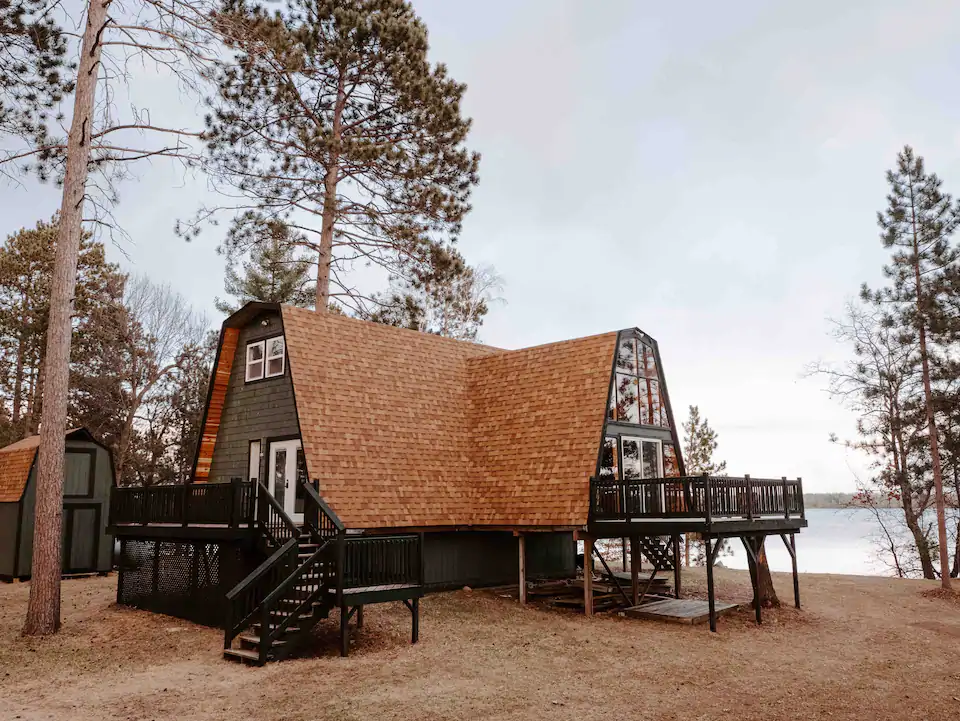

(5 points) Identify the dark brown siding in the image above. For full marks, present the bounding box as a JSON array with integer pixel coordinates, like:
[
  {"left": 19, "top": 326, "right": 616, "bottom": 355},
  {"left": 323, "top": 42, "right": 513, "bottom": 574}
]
[
  {"left": 208, "top": 311, "right": 300, "bottom": 484},
  {"left": 0, "top": 502, "right": 18, "bottom": 576}
]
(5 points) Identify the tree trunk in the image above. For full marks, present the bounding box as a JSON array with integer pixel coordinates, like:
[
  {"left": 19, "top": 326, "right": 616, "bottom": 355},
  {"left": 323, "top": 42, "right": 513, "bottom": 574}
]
[
  {"left": 22, "top": 0, "right": 110, "bottom": 637},
  {"left": 315, "top": 67, "right": 346, "bottom": 311},
  {"left": 755, "top": 541, "right": 780, "bottom": 608},
  {"left": 914, "top": 289, "right": 953, "bottom": 589},
  {"left": 12, "top": 323, "right": 26, "bottom": 425},
  {"left": 891, "top": 396, "right": 937, "bottom": 579}
]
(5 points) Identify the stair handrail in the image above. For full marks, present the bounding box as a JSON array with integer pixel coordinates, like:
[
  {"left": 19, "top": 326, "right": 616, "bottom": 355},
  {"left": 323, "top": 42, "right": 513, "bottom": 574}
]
[
  {"left": 224, "top": 537, "right": 298, "bottom": 648},
  {"left": 223, "top": 481, "right": 300, "bottom": 650},
  {"left": 301, "top": 479, "right": 345, "bottom": 541},
  {"left": 258, "top": 537, "right": 338, "bottom": 662},
  {"left": 256, "top": 480, "right": 298, "bottom": 548}
]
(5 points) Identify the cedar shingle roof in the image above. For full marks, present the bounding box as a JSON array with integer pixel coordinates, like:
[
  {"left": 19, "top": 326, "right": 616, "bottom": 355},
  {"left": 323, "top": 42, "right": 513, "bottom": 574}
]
[{"left": 281, "top": 305, "right": 615, "bottom": 529}]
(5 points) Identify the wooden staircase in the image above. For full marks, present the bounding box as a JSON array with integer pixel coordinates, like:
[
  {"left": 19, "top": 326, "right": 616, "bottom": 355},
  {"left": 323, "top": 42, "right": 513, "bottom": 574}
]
[
  {"left": 224, "top": 527, "right": 336, "bottom": 664},
  {"left": 222, "top": 479, "right": 424, "bottom": 665}
]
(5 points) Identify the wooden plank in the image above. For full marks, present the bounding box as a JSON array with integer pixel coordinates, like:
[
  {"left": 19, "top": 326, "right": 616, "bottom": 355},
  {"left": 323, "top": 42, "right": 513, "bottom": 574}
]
[
  {"left": 583, "top": 537, "right": 593, "bottom": 618},
  {"left": 624, "top": 599, "right": 740, "bottom": 626},
  {"left": 518, "top": 535, "right": 526, "bottom": 605}
]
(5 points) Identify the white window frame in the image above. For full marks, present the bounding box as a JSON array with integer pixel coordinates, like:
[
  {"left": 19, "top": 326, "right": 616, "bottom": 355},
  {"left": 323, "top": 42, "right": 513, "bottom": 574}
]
[
  {"left": 265, "top": 336, "right": 285, "bottom": 378},
  {"left": 245, "top": 335, "right": 285, "bottom": 383},
  {"left": 245, "top": 340, "right": 265, "bottom": 382}
]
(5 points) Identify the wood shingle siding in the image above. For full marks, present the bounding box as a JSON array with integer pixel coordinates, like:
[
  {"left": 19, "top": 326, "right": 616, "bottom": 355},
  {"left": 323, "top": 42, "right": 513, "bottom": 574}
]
[{"left": 208, "top": 312, "right": 300, "bottom": 483}]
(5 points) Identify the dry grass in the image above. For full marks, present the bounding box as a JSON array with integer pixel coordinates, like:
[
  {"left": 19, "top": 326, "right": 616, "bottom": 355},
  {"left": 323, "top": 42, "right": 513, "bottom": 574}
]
[{"left": 1, "top": 569, "right": 959, "bottom": 721}]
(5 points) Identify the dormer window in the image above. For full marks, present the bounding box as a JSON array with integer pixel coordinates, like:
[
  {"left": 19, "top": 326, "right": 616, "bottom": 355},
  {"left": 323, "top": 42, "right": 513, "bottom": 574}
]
[{"left": 246, "top": 336, "right": 285, "bottom": 382}]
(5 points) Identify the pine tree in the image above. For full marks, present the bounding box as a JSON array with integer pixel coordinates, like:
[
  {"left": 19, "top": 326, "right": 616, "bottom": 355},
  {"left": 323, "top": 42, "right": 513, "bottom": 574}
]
[
  {"left": 682, "top": 405, "right": 727, "bottom": 476},
  {"left": 367, "top": 247, "right": 502, "bottom": 340},
  {"left": 215, "top": 220, "right": 315, "bottom": 313},
  {"left": 681, "top": 406, "right": 728, "bottom": 567},
  {"left": 863, "top": 145, "right": 959, "bottom": 590},
  {"left": 195, "top": 0, "right": 481, "bottom": 314},
  {"left": 0, "top": 0, "right": 73, "bottom": 143}
]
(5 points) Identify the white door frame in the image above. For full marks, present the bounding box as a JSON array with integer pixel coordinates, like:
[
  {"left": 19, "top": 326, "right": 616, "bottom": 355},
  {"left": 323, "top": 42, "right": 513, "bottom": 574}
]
[
  {"left": 621, "top": 436, "right": 664, "bottom": 511},
  {"left": 267, "top": 439, "right": 303, "bottom": 523}
]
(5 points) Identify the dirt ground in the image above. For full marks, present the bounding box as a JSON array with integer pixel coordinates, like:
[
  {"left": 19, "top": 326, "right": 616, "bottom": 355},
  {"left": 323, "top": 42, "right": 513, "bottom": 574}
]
[{"left": 1, "top": 569, "right": 959, "bottom": 721}]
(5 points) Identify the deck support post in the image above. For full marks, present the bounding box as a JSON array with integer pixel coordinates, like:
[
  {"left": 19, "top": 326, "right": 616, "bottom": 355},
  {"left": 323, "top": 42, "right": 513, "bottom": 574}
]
[
  {"left": 705, "top": 536, "right": 716, "bottom": 632},
  {"left": 412, "top": 598, "right": 419, "bottom": 643},
  {"left": 518, "top": 534, "right": 526, "bottom": 604},
  {"left": 630, "top": 536, "right": 640, "bottom": 606},
  {"left": 340, "top": 605, "right": 349, "bottom": 657},
  {"left": 622, "top": 538, "right": 628, "bottom": 571},
  {"left": 356, "top": 605, "right": 364, "bottom": 629},
  {"left": 781, "top": 532, "right": 800, "bottom": 609},
  {"left": 672, "top": 534, "right": 682, "bottom": 599},
  {"left": 583, "top": 537, "right": 594, "bottom": 617}
]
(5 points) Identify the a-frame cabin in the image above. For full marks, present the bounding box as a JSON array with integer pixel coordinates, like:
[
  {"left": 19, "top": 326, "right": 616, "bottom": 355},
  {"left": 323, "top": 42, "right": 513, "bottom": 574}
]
[{"left": 109, "top": 302, "right": 806, "bottom": 663}]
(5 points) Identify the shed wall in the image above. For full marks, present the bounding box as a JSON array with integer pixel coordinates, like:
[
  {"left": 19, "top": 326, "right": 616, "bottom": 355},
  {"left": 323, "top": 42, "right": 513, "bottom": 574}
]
[
  {"left": 208, "top": 311, "right": 300, "bottom": 484},
  {"left": 0, "top": 502, "right": 18, "bottom": 576}
]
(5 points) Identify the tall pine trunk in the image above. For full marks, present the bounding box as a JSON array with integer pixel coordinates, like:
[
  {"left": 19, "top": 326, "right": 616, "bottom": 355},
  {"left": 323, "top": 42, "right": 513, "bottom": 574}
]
[
  {"left": 910, "top": 206, "right": 953, "bottom": 590},
  {"left": 315, "top": 68, "right": 346, "bottom": 312},
  {"left": 891, "top": 393, "right": 936, "bottom": 578},
  {"left": 23, "top": 0, "right": 110, "bottom": 636}
]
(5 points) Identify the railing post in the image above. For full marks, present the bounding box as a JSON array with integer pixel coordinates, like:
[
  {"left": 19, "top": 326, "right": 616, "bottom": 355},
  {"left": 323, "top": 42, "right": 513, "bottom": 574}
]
[
  {"left": 703, "top": 474, "right": 712, "bottom": 527},
  {"left": 141, "top": 486, "right": 149, "bottom": 525},
  {"left": 745, "top": 474, "right": 754, "bottom": 521},
  {"left": 782, "top": 476, "right": 790, "bottom": 520},
  {"left": 336, "top": 531, "right": 345, "bottom": 605},
  {"left": 229, "top": 477, "right": 241, "bottom": 528},
  {"left": 181, "top": 483, "right": 190, "bottom": 526},
  {"left": 798, "top": 477, "right": 805, "bottom": 519}
]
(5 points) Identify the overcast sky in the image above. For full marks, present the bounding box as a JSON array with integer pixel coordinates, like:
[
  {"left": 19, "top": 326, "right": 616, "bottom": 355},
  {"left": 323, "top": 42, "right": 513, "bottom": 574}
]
[{"left": 4, "top": 0, "right": 960, "bottom": 492}]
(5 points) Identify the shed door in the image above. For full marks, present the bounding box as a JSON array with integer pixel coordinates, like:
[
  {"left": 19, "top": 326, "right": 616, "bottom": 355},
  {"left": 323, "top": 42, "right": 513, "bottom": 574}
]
[{"left": 62, "top": 505, "right": 100, "bottom": 572}]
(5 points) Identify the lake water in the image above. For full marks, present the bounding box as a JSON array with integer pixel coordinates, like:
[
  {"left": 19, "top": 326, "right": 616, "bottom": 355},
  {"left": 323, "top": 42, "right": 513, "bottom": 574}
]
[{"left": 723, "top": 507, "right": 913, "bottom": 576}]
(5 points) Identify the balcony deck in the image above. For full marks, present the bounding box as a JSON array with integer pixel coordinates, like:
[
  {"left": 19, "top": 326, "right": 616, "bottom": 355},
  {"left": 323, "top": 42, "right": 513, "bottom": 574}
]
[{"left": 588, "top": 475, "right": 806, "bottom": 538}]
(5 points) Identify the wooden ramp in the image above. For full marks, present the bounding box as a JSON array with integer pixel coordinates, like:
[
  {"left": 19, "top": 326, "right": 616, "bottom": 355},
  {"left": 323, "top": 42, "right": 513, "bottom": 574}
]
[{"left": 624, "top": 599, "right": 740, "bottom": 625}]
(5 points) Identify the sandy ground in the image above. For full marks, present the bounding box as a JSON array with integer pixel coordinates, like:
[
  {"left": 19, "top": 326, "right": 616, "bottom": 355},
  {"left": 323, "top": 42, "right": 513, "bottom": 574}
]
[{"left": 1, "top": 569, "right": 959, "bottom": 721}]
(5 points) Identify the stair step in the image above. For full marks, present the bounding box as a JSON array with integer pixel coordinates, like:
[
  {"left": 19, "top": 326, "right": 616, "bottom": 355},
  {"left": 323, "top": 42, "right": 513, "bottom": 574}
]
[
  {"left": 223, "top": 648, "right": 262, "bottom": 665},
  {"left": 239, "top": 633, "right": 287, "bottom": 650},
  {"left": 252, "top": 623, "right": 302, "bottom": 635}
]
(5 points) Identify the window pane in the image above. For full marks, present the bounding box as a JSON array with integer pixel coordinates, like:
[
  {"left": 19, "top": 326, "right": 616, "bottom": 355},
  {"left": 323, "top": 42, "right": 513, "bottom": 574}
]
[
  {"left": 663, "top": 444, "right": 680, "bottom": 477},
  {"left": 273, "top": 448, "right": 287, "bottom": 507},
  {"left": 642, "top": 441, "right": 660, "bottom": 478},
  {"left": 247, "top": 342, "right": 264, "bottom": 362},
  {"left": 267, "top": 336, "right": 285, "bottom": 359},
  {"left": 246, "top": 360, "right": 264, "bottom": 381},
  {"left": 615, "top": 373, "right": 640, "bottom": 423},
  {"left": 637, "top": 378, "right": 650, "bottom": 425},
  {"left": 649, "top": 379, "right": 661, "bottom": 426},
  {"left": 621, "top": 438, "right": 642, "bottom": 479},
  {"left": 599, "top": 436, "right": 618, "bottom": 479},
  {"left": 607, "top": 379, "right": 616, "bottom": 421},
  {"left": 616, "top": 337, "right": 638, "bottom": 375},
  {"left": 642, "top": 343, "right": 657, "bottom": 379},
  {"left": 267, "top": 357, "right": 283, "bottom": 376},
  {"left": 295, "top": 448, "right": 306, "bottom": 514}
]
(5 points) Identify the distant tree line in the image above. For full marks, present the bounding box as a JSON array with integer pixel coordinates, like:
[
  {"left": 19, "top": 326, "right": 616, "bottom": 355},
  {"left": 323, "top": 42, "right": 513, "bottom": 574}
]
[{"left": 813, "top": 146, "right": 960, "bottom": 587}]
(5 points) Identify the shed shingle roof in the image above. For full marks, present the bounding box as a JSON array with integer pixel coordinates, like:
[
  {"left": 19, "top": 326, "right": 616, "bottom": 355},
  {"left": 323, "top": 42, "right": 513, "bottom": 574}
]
[
  {"left": 0, "top": 429, "right": 92, "bottom": 503},
  {"left": 280, "top": 305, "right": 615, "bottom": 529}
]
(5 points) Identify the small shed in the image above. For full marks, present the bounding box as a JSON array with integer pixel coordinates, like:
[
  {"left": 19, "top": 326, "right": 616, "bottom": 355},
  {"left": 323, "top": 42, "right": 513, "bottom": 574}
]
[{"left": 0, "top": 428, "right": 114, "bottom": 581}]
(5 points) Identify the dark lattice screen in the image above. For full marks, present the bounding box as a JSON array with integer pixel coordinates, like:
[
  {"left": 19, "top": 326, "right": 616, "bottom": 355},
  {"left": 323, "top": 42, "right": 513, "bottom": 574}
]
[{"left": 117, "top": 539, "right": 250, "bottom": 627}]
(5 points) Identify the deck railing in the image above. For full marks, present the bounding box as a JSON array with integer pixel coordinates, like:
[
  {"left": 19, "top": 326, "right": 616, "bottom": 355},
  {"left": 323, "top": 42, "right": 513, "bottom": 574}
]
[
  {"left": 590, "top": 475, "right": 805, "bottom": 524},
  {"left": 342, "top": 534, "right": 423, "bottom": 590},
  {"left": 109, "top": 479, "right": 255, "bottom": 527}
]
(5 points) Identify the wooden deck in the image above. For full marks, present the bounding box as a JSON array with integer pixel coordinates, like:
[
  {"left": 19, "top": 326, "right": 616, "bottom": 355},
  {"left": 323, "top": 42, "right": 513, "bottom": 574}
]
[{"left": 624, "top": 598, "right": 741, "bottom": 625}]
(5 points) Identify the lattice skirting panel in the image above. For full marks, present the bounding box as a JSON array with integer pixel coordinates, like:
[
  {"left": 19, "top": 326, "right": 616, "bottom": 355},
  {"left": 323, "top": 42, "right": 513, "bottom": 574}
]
[{"left": 117, "top": 539, "right": 252, "bottom": 627}]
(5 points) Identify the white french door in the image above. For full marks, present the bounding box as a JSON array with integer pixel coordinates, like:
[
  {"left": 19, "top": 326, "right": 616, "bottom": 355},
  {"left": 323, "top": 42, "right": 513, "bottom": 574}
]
[{"left": 267, "top": 439, "right": 304, "bottom": 523}]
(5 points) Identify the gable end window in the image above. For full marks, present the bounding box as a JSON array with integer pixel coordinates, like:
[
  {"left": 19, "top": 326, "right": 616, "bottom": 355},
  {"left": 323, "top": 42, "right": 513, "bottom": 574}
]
[{"left": 245, "top": 336, "right": 285, "bottom": 382}]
